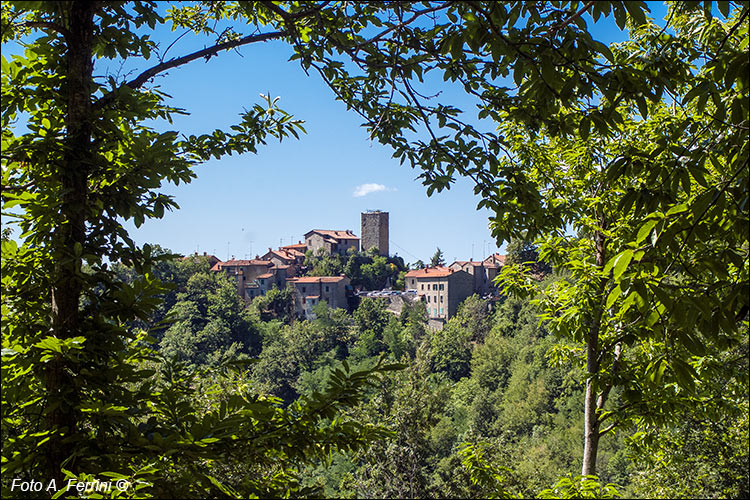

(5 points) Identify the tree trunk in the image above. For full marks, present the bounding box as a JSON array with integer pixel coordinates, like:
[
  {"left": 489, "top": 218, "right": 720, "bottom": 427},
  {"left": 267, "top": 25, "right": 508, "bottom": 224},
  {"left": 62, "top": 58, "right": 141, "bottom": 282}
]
[
  {"left": 581, "top": 229, "right": 607, "bottom": 476},
  {"left": 46, "top": 1, "right": 95, "bottom": 482}
]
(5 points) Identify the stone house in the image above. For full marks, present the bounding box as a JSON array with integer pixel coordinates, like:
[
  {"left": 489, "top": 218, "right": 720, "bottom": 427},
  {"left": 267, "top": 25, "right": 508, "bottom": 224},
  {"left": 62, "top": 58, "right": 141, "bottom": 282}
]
[
  {"left": 404, "top": 266, "right": 474, "bottom": 322},
  {"left": 304, "top": 229, "right": 360, "bottom": 256},
  {"left": 482, "top": 253, "right": 506, "bottom": 285},
  {"left": 448, "top": 260, "right": 494, "bottom": 295},
  {"left": 211, "top": 258, "right": 274, "bottom": 295},
  {"left": 262, "top": 248, "right": 303, "bottom": 276},
  {"left": 287, "top": 275, "right": 351, "bottom": 319},
  {"left": 280, "top": 241, "right": 307, "bottom": 256},
  {"left": 244, "top": 265, "right": 290, "bottom": 301}
]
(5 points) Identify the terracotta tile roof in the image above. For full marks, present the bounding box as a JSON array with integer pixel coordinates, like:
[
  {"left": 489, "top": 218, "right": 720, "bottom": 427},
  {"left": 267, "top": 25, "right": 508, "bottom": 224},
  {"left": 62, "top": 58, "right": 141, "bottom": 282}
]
[
  {"left": 281, "top": 243, "right": 307, "bottom": 251},
  {"left": 484, "top": 253, "right": 506, "bottom": 265},
  {"left": 304, "top": 229, "right": 360, "bottom": 240},
  {"left": 272, "top": 264, "right": 290, "bottom": 270},
  {"left": 220, "top": 259, "right": 273, "bottom": 267},
  {"left": 210, "top": 262, "right": 222, "bottom": 271},
  {"left": 305, "top": 295, "right": 320, "bottom": 300},
  {"left": 285, "top": 248, "right": 305, "bottom": 258},
  {"left": 256, "top": 273, "right": 273, "bottom": 279},
  {"left": 405, "top": 266, "right": 455, "bottom": 278},
  {"left": 265, "top": 249, "right": 295, "bottom": 262},
  {"left": 290, "top": 276, "right": 348, "bottom": 284}
]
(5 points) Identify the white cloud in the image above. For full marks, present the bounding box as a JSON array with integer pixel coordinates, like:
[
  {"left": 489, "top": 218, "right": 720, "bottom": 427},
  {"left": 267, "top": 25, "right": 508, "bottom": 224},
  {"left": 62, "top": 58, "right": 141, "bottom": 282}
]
[{"left": 353, "top": 183, "right": 395, "bottom": 197}]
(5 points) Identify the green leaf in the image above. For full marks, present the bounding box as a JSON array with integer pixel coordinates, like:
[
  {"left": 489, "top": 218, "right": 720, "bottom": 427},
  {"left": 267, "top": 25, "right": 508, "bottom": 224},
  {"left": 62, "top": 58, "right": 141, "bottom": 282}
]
[
  {"left": 624, "top": 1, "right": 648, "bottom": 26},
  {"left": 609, "top": 249, "right": 634, "bottom": 281},
  {"left": 649, "top": 358, "right": 667, "bottom": 384},
  {"left": 605, "top": 284, "right": 622, "bottom": 311},
  {"left": 671, "top": 358, "right": 697, "bottom": 393},
  {"left": 665, "top": 203, "right": 688, "bottom": 216},
  {"left": 636, "top": 219, "right": 658, "bottom": 245},
  {"left": 717, "top": 1, "right": 730, "bottom": 17}
]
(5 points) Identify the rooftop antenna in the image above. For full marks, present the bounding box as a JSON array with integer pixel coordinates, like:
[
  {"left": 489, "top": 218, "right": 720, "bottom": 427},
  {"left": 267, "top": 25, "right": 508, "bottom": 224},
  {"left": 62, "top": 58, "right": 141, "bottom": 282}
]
[{"left": 471, "top": 243, "right": 474, "bottom": 261}]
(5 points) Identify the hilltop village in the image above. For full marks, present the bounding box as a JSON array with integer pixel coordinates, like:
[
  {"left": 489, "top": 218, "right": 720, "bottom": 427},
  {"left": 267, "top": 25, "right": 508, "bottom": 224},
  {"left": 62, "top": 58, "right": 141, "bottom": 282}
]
[{"left": 189, "top": 210, "right": 506, "bottom": 327}]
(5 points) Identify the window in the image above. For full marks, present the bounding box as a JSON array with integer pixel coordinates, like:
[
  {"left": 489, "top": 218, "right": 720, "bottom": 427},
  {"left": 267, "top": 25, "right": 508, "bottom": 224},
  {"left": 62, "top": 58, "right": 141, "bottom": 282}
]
[
  {"left": 302, "top": 298, "right": 306, "bottom": 304},
  {"left": 432, "top": 284, "right": 438, "bottom": 291},
  {"left": 440, "top": 307, "right": 444, "bottom": 315},
  {"left": 302, "top": 286, "right": 306, "bottom": 293},
  {"left": 325, "top": 285, "right": 330, "bottom": 292},
  {"left": 440, "top": 295, "right": 443, "bottom": 303},
  {"left": 439, "top": 284, "right": 444, "bottom": 290},
  {"left": 427, "top": 296, "right": 430, "bottom": 303},
  {"left": 260, "top": 279, "right": 265, "bottom": 285},
  {"left": 421, "top": 284, "right": 424, "bottom": 290}
]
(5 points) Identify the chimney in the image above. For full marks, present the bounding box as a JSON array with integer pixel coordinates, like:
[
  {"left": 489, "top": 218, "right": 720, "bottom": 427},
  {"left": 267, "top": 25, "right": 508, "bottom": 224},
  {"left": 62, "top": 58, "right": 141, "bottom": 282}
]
[{"left": 203, "top": 251, "right": 206, "bottom": 256}]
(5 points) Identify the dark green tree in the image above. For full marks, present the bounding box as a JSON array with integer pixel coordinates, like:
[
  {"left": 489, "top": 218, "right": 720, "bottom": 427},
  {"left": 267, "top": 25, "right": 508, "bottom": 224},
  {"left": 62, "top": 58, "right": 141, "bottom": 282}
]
[
  {"left": 505, "top": 239, "right": 552, "bottom": 277},
  {"left": 159, "top": 270, "right": 260, "bottom": 367},
  {"left": 252, "top": 284, "right": 297, "bottom": 324},
  {"left": 430, "top": 247, "right": 446, "bottom": 267},
  {"left": 0, "top": 2, "right": 396, "bottom": 495},
  {"left": 351, "top": 297, "right": 391, "bottom": 359},
  {"left": 283, "top": 0, "right": 749, "bottom": 476}
]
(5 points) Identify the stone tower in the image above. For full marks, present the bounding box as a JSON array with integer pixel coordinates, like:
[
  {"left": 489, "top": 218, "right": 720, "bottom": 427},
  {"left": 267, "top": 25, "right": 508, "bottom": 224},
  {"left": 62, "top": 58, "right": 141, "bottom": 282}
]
[{"left": 361, "top": 210, "right": 389, "bottom": 256}]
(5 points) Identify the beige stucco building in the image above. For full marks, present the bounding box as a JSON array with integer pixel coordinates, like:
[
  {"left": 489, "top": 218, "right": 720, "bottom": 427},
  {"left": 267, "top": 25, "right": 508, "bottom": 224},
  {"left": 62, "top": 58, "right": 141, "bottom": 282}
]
[
  {"left": 404, "top": 266, "right": 475, "bottom": 322},
  {"left": 287, "top": 275, "right": 351, "bottom": 319}
]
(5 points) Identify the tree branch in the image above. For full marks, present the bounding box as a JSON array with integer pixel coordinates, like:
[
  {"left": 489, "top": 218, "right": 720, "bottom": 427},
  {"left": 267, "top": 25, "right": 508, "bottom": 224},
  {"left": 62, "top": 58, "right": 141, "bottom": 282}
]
[
  {"left": 1, "top": 181, "right": 35, "bottom": 193},
  {"left": 598, "top": 420, "right": 618, "bottom": 437},
  {"left": 550, "top": 1, "right": 596, "bottom": 35},
  {"left": 713, "top": 7, "right": 749, "bottom": 60},
  {"left": 19, "top": 21, "right": 72, "bottom": 40},
  {"left": 94, "top": 30, "right": 287, "bottom": 109}
]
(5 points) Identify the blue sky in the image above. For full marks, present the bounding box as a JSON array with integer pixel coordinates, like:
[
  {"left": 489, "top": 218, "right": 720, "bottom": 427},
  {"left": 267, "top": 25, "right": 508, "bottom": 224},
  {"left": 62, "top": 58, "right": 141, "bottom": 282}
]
[
  {"left": 119, "top": 33, "right": 504, "bottom": 264},
  {"left": 6, "top": 2, "right": 670, "bottom": 265}
]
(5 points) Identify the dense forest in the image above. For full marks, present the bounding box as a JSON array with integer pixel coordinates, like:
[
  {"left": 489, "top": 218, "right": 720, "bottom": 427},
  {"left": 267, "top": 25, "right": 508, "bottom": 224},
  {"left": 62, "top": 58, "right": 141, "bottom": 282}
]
[
  {"left": 2, "top": 1, "right": 748, "bottom": 499},
  {"left": 100, "top": 250, "right": 747, "bottom": 498}
]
